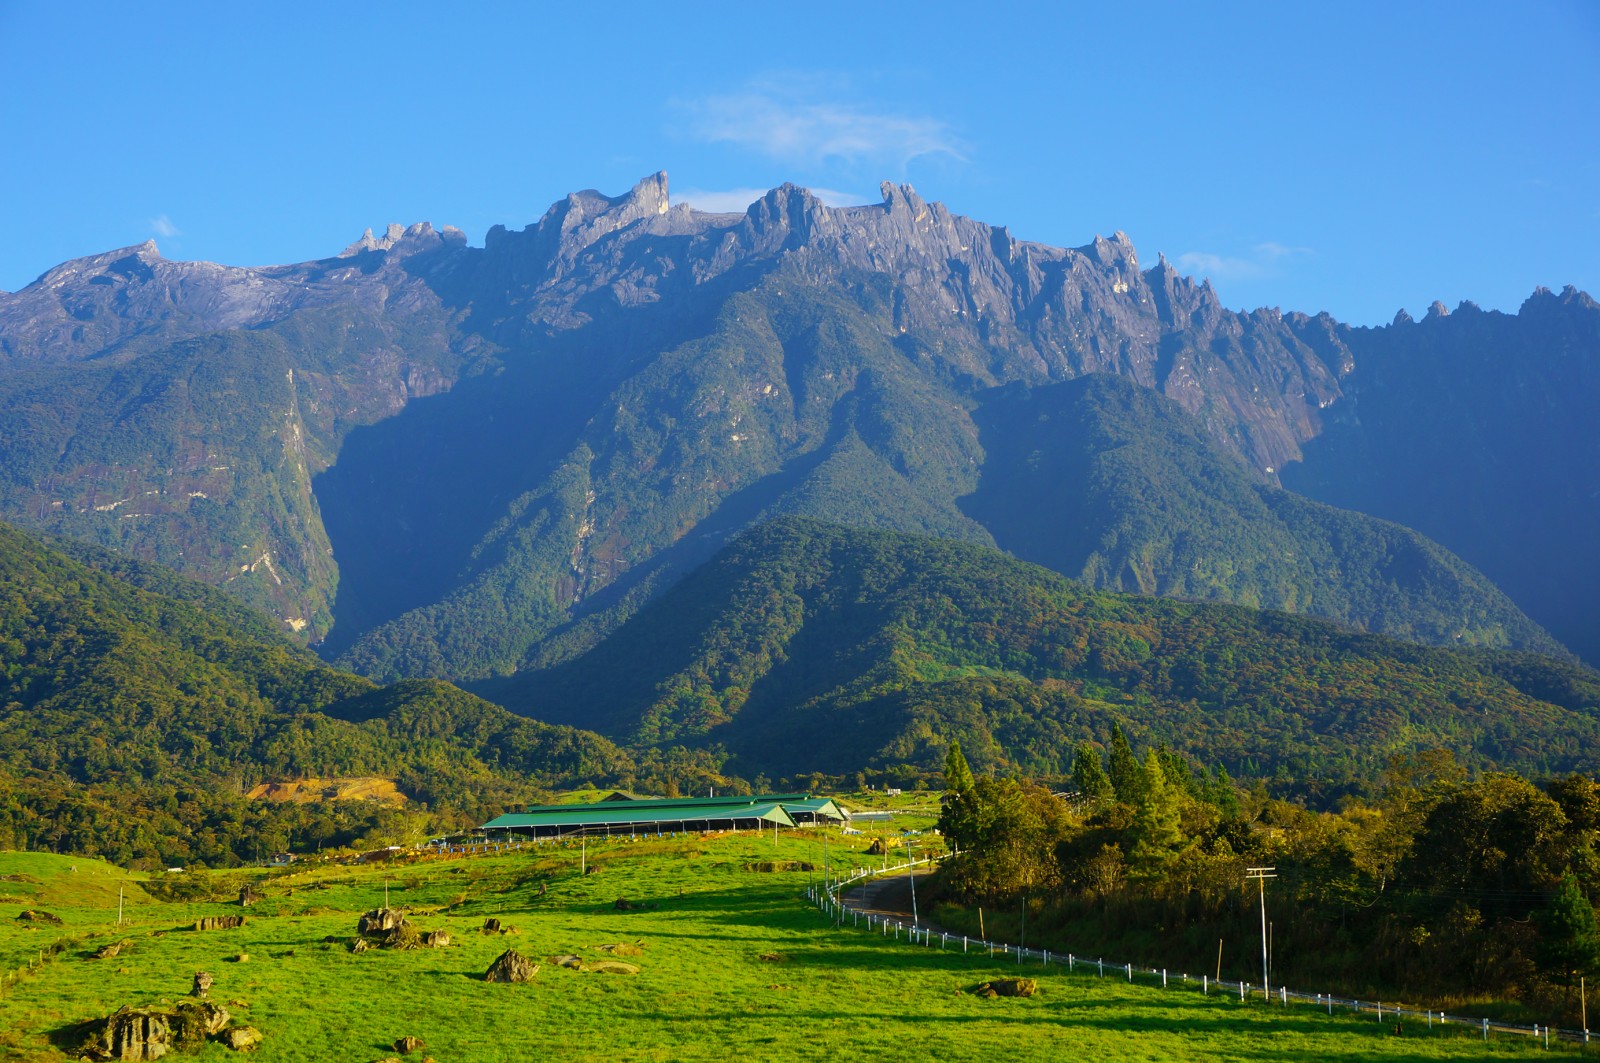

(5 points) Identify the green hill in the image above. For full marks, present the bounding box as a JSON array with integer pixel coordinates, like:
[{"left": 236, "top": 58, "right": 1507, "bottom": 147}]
[
  {"left": 0, "top": 520, "right": 632, "bottom": 866},
  {"left": 498, "top": 518, "right": 1600, "bottom": 781}
]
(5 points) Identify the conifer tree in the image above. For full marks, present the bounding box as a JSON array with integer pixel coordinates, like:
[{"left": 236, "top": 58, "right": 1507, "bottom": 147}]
[
  {"left": 1539, "top": 871, "right": 1600, "bottom": 985},
  {"left": 1072, "top": 743, "right": 1113, "bottom": 806},
  {"left": 1130, "top": 749, "right": 1185, "bottom": 876},
  {"left": 1108, "top": 724, "right": 1140, "bottom": 804},
  {"left": 939, "top": 740, "right": 981, "bottom": 851}
]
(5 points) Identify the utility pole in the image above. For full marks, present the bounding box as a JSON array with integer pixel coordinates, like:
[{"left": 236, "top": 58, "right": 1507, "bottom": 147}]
[
  {"left": 905, "top": 836, "right": 919, "bottom": 928},
  {"left": 1245, "top": 867, "right": 1276, "bottom": 997}
]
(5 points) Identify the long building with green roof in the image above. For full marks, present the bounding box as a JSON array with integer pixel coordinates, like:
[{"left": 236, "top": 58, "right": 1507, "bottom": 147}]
[{"left": 479, "top": 793, "right": 845, "bottom": 838}]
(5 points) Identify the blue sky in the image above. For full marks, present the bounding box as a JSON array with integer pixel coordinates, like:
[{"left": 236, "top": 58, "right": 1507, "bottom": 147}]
[{"left": 2, "top": 1, "right": 1596, "bottom": 324}]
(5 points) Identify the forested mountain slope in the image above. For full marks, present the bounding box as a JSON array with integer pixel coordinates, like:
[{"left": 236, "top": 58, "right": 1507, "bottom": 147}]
[
  {"left": 0, "top": 520, "right": 630, "bottom": 862},
  {"left": 966, "top": 374, "right": 1561, "bottom": 654},
  {"left": 500, "top": 518, "right": 1600, "bottom": 781}
]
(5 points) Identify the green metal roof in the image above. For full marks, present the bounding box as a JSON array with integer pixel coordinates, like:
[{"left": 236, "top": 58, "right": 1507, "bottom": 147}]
[
  {"left": 519, "top": 793, "right": 814, "bottom": 815},
  {"left": 482, "top": 801, "right": 796, "bottom": 833},
  {"left": 782, "top": 798, "right": 848, "bottom": 820}
]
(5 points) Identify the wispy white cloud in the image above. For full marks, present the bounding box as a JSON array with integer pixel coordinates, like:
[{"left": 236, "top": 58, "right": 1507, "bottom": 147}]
[
  {"left": 1176, "top": 242, "right": 1313, "bottom": 281},
  {"left": 675, "top": 185, "right": 869, "bottom": 213},
  {"left": 679, "top": 77, "right": 966, "bottom": 170},
  {"left": 148, "top": 214, "right": 181, "bottom": 238}
]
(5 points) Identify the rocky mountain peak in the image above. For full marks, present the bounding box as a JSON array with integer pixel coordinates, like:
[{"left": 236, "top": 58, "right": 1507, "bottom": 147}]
[
  {"left": 483, "top": 172, "right": 676, "bottom": 282},
  {"left": 1088, "top": 231, "right": 1138, "bottom": 271},
  {"left": 338, "top": 222, "right": 465, "bottom": 259}
]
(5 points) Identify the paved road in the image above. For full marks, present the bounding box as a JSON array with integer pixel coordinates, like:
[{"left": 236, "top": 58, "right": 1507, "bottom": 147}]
[{"left": 839, "top": 870, "right": 956, "bottom": 935}]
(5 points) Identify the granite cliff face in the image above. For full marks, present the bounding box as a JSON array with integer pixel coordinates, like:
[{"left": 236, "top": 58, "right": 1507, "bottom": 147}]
[
  {"left": 416, "top": 176, "right": 1348, "bottom": 473},
  {"left": 0, "top": 173, "right": 1588, "bottom": 678}
]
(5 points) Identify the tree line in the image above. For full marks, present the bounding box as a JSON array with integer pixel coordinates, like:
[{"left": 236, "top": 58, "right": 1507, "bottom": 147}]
[{"left": 936, "top": 734, "right": 1600, "bottom": 1026}]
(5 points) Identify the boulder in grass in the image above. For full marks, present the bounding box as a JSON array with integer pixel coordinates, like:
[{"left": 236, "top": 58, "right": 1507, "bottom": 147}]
[
  {"left": 191, "top": 970, "right": 214, "bottom": 998},
  {"left": 420, "top": 930, "right": 451, "bottom": 949},
  {"left": 75, "top": 1005, "right": 176, "bottom": 1061},
  {"left": 93, "top": 938, "right": 134, "bottom": 960},
  {"left": 75, "top": 1000, "right": 232, "bottom": 1061},
  {"left": 481, "top": 918, "right": 501, "bottom": 934},
  {"left": 238, "top": 887, "right": 263, "bottom": 908},
  {"left": 483, "top": 949, "right": 539, "bottom": 983},
  {"left": 866, "top": 838, "right": 888, "bottom": 856},
  {"left": 224, "top": 1025, "right": 263, "bottom": 1051},
  {"left": 973, "top": 977, "right": 1037, "bottom": 998},
  {"left": 358, "top": 908, "right": 406, "bottom": 935},
  {"left": 583, "top": 960, "right": 640, "bottom": 975},
  {"left": 16, "top": 909, "right": 63, "bottom": 924},
  {"left": 193, "top": 915, "right": 247, "bottom": 931},
  {"left": 393, "top": 1034, "right": 426, "bottom": 1054}
]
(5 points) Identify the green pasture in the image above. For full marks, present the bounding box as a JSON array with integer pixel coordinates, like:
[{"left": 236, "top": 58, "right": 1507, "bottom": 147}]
[{"left": 0, "top": 826, "right": 1574, "bottom": 1062}]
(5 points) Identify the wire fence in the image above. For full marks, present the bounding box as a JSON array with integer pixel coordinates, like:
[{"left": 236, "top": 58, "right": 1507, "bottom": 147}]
[
  {"left": 0, "top": 930, "right": 89, "bottom": 1000},
  {"left": 810, "top": 861, "right": 1595, "bottom": 1051}
]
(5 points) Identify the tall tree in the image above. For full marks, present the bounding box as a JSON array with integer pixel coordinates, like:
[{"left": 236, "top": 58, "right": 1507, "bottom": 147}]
[
  {"left": 939, "top": 740, "right": 981, "bottom": 851},
  {"left": 1130, "top": 749, "right": 1185, "bottom": 876},
  {"left": 1108, "top": 724, "right": 1140, "bottom": 805},
  {"left": 1539, "top": 872, "right": 1600, "bottom": 986},
  {"left": 1072, "top": 743, "right": 1113, "bottom": 806}
]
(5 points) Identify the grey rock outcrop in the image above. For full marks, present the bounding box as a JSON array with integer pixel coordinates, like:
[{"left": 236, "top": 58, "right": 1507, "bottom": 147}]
[
  {"left": 357, "top": 908, "right": 405, "bottom": 935},
  {"left": 75, "top": 1000, "right": 230, "bottom": 1061},
  {"left": 483, "top": 949, "right": 538, "bottom": 983}
]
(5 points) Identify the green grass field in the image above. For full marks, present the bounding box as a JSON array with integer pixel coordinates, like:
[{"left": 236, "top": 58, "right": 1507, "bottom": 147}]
[{"left": 0, "top": 820, "right": 1577, "bottom": 1062}]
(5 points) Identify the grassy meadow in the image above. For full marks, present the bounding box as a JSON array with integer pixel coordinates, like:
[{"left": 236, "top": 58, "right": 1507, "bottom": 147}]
[{"left": 0, "top": 807, "right": 1578, "bottom": 1062}]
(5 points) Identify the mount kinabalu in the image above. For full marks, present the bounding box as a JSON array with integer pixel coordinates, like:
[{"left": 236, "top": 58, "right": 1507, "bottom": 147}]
[{"left": 0, "top": 173, "right": 1593, "bottom": 684}]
